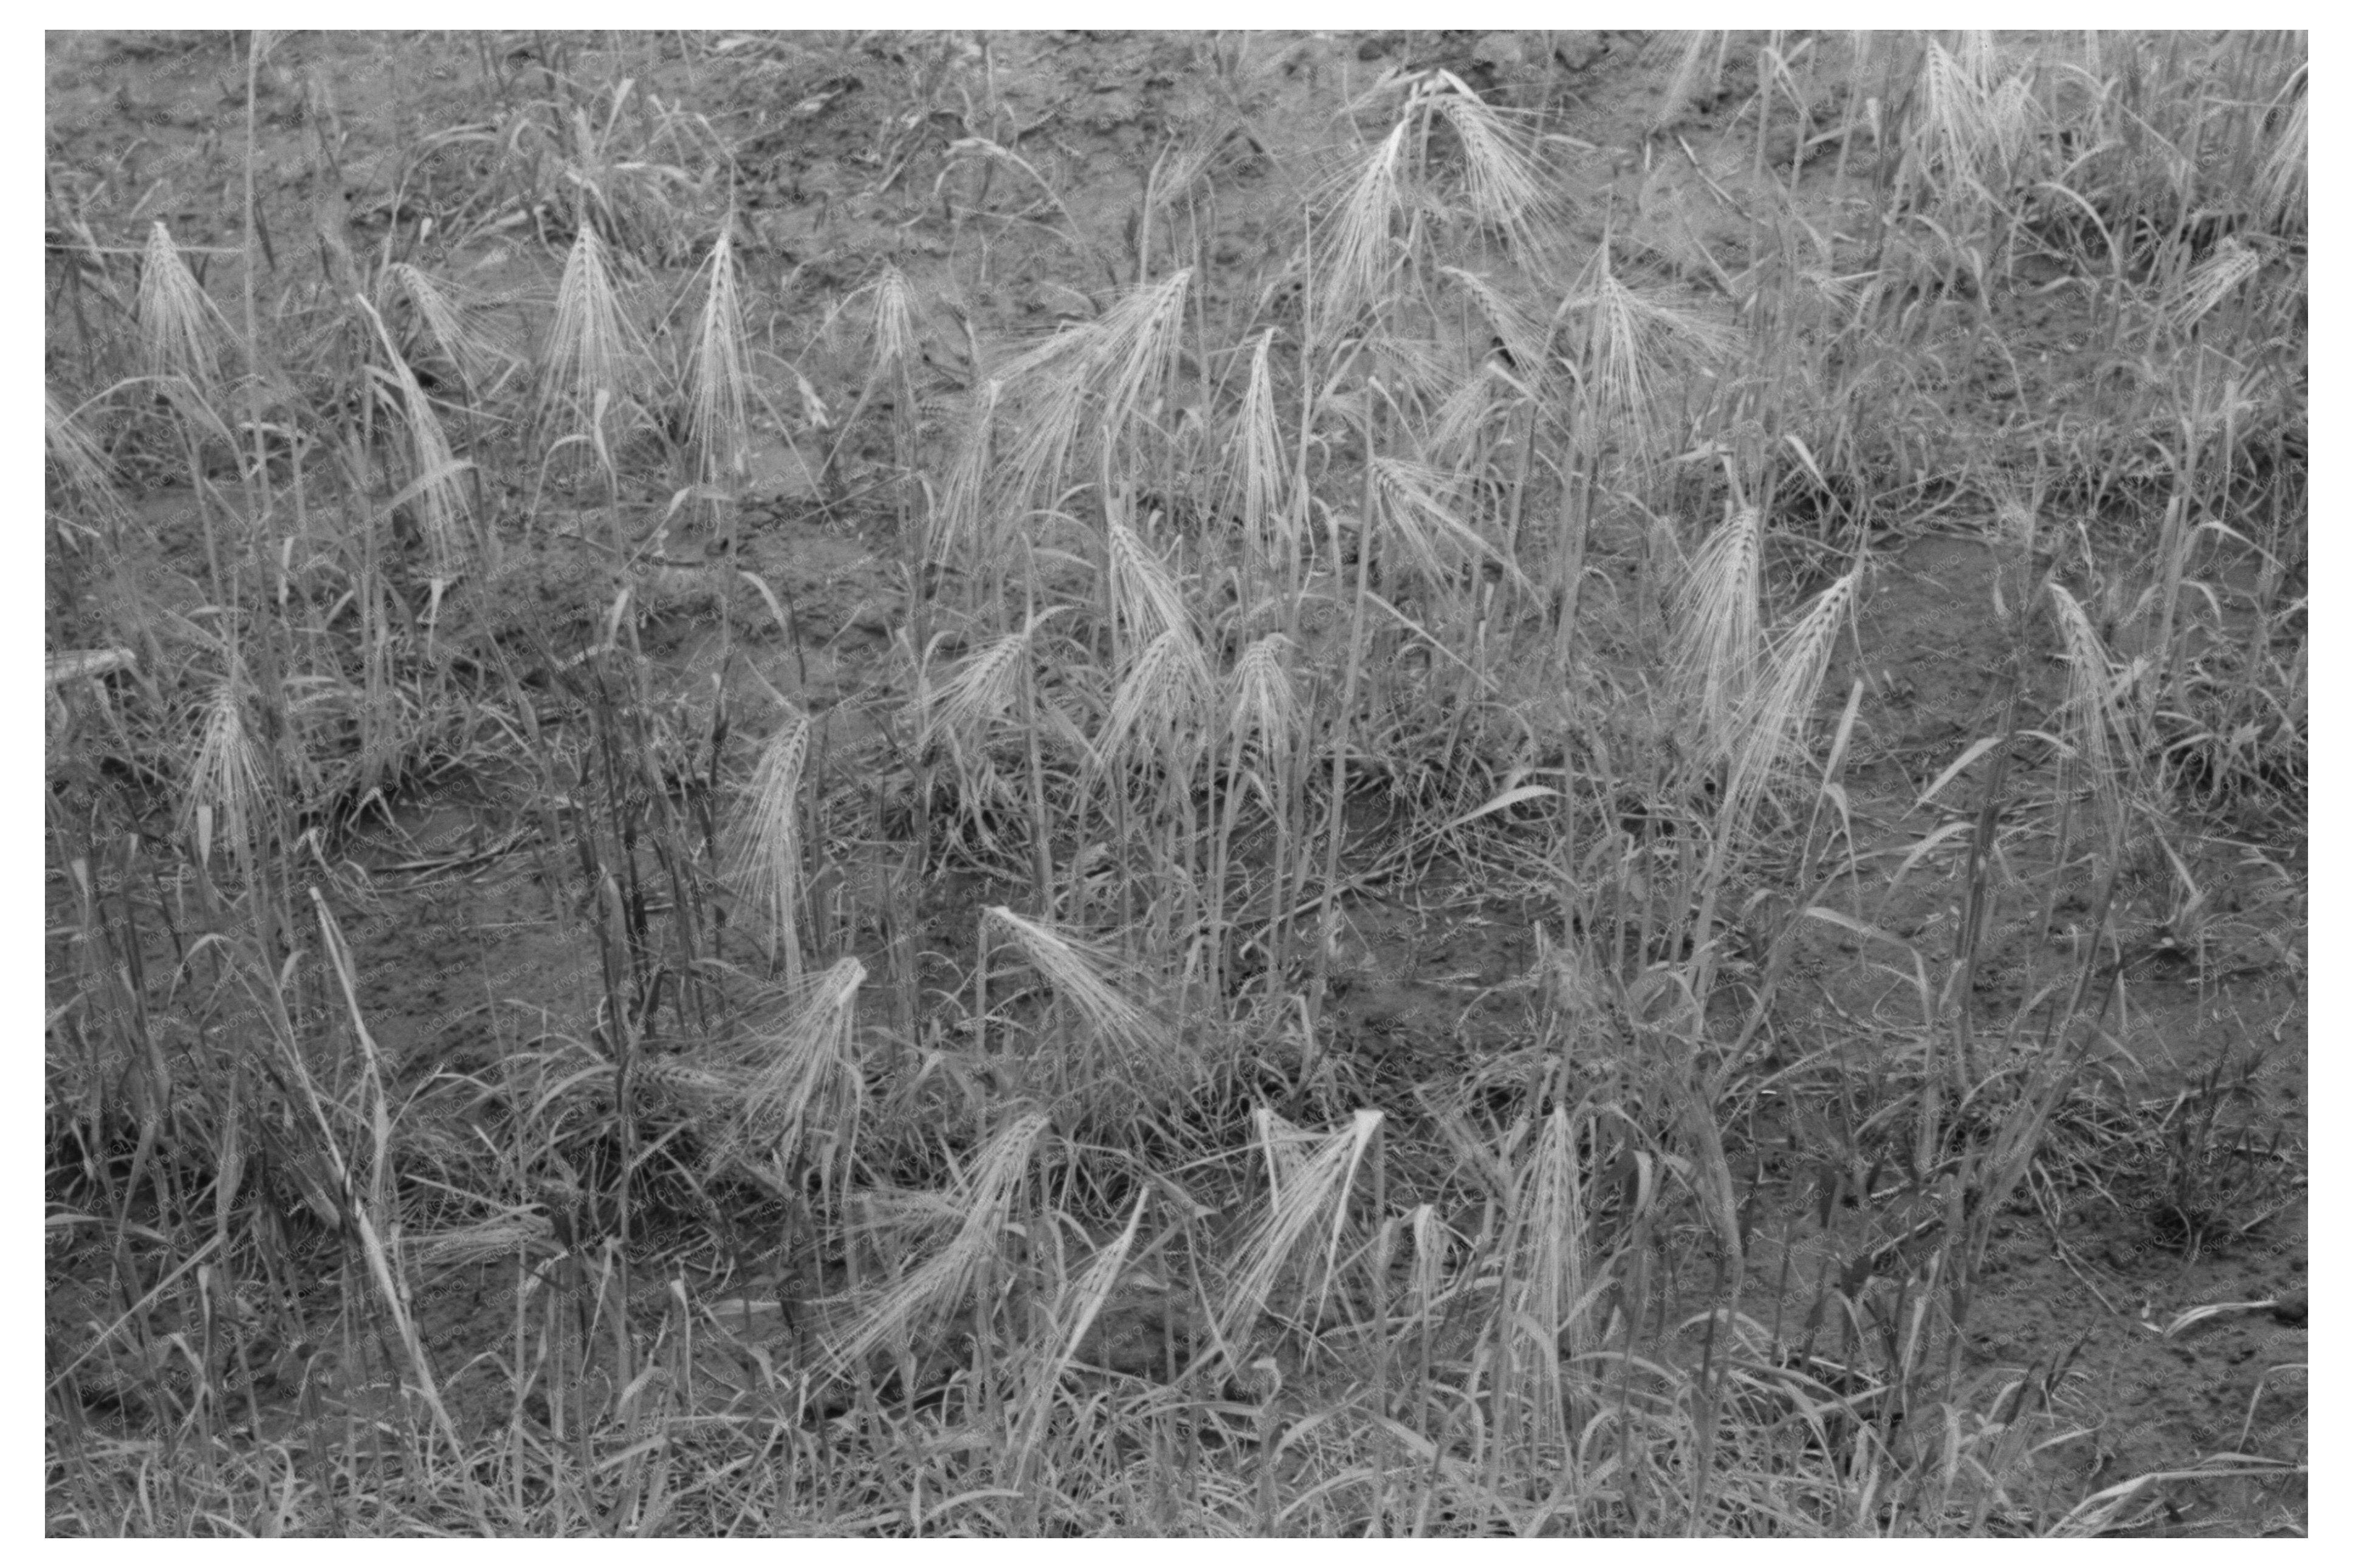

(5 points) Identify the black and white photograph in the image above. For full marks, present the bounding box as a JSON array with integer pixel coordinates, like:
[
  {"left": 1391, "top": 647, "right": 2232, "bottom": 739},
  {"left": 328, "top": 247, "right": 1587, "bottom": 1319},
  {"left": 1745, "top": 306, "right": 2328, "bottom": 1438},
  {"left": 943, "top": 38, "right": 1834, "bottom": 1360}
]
[{"left": 40, "top": 27, "right": 2309, "bottom": 1537}]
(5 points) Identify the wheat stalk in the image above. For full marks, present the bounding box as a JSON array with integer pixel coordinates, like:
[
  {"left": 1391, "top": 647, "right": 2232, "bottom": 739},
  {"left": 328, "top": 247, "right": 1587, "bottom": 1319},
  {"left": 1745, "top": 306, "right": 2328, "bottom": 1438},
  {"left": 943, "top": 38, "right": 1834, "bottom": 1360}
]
[
  {"left": 1444, "top": 265, "right": 1547, "bottom": 380},
  {"left": 1493, "top": 1105, "right": 1601, "bottom": 1459},
  {"left": 1319, "top": 118, "right": 1411, "bottom": 334},
  {"left": 2253, "top": 84, "right": 2306, "bottom": 236},
  {"left": 1220, "top": 1108, "right": 1384, "bottom": 1355},
  {"left": 730, "top": 957, "right": 865, "bottom": 1199},
  {"left": 1223, "top": 328, "right": 1299, "bottom": 592},
  {"left": 1424, "top": 359, "right": 1523, "bottom": 516},
  {"left": 1006, "top": 1190, "right": 1147, "bottom": 1482},
  {"left": 2165, "top": 236, "right": 2262, "bottom": 336},
  {"left": 1720, "top": 562, "right": 1863, "bottom": 847},
  {"left": 1420, "top": 85, "right": 1558, "bottom": 271},
  {"left": 1099, "top": 625, "right": 1214, "bottom": 785},
  {"left": 46, "top": 389, "right": 128, "bottom": 546},
  {"left": 932, "top": 378, "right": 1005, "bottom": 587},
  {"left": 980, "top": 906, "right": 1190, "bottom": 1123},
  {"left": 1559, "top": 244, "right": 1732, "bottom": 478},
  {"left": 180, "top": 654, "right": 273, "bottom": 880},
  {"left": 380, "top": 262, "right": 507, "bottom": 402},
  {"left": 1226, "top": 631, "right": 1305, "bottom": 780},
  {"left": 1104, "top": 519, "right": 1193, "bottom": 647},
  {"left": 137, "top": 220, "right": 229, "bottom": 394},
  {"left": 865, "top": 262, "right": 919, "bottom": 376},
  {"left": 1211, "top": 632, "right": 1306, "bottom": 997},
  {"left": 679, "top": 219, "right": 754, "bottom": 541},
  {"left": 1368, "top": 453, "right": 1527, "bottom": 597},
  {"left": 1672, "top": 503, "right": 1765, "bottom": 766},
  {"left": 1916, "top": 37, "right": 1994, "bottom": 194},
  {"left": 823, "top": 1108, "right": 1051, "bottom": 1374},
  {"left": 995, "top": 270, "right": 1194, "bottom": 516},
  {"left": 356, "top": 294, "right": 473, "bottom": 577},
  {"left": 921, "top": 616, "right": 1048, "bottom": 756},
  {"left": 726, "top": 709, "right": 812, "bottom": 987},
  {"left": 538, "top": 222, "right": 645, "bottom": 458},
  {"left": 2047, "top": 581, "right": 2148, "bottom": 843}
]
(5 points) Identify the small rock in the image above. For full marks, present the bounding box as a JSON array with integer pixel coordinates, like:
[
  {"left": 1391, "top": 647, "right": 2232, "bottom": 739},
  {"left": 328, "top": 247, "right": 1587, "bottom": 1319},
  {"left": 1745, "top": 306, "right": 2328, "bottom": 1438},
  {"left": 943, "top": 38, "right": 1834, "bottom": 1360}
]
[
  {"left": 1552, "top": 31, "right": 1606, "bottom": 72},
  {"left": 1471, "top": 32, "right": 1527, "bottom": 71},
  {"left": 2269, "top": 1294, "right": 2306, "bottom": 1326}
]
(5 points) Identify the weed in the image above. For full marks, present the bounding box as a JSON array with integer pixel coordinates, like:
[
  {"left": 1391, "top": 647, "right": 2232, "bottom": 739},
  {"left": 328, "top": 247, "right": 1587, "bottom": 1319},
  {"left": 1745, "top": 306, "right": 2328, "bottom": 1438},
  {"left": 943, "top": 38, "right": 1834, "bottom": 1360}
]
[{"left": 2132, "top": 1048, "right": 2298, "bottom": 1265}]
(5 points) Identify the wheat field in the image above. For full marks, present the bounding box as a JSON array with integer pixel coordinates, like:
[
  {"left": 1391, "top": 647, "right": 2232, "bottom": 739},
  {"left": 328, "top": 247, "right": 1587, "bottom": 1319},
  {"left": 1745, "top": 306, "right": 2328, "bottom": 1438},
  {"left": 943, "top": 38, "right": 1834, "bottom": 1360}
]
[{"left": 43, "top": 30, "right": 2306, "bottom": 1536}]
